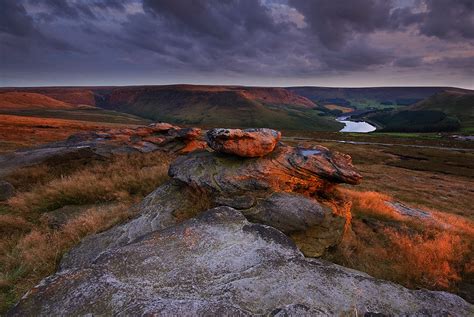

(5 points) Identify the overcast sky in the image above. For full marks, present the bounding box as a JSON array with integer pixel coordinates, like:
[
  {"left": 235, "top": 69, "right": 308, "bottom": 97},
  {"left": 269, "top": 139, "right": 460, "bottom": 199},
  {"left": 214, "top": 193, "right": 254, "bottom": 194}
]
[{"left": 1, "top": 0, "right": 473, "bottom": 88}]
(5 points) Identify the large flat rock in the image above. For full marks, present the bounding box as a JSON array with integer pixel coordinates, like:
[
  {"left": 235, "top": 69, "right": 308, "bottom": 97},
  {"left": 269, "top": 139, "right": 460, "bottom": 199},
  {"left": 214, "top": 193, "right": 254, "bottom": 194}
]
[{"left": 9, "top": 207, "right": 472, "bottom": 316}]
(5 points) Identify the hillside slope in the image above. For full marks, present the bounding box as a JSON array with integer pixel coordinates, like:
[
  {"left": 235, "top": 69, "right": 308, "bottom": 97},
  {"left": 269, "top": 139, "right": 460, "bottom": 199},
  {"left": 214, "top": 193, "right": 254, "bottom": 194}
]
[
  {"left": 0, "top": 92, "right": 76, "bottom": 110},
  {"left": 412, "top": 91, "right": 474, "bottom": 132},
  {"left": 287, "top": 86, "right": 470, "bottom": 109},
  {"left": 359, "top": 90, "right": 474, "bottom": 133},
  {"left": 100, "top": 85, "right": 341, "bottom": 131},
  {"left": 1, "top": 85, "right": 342, "bottom": 131}
]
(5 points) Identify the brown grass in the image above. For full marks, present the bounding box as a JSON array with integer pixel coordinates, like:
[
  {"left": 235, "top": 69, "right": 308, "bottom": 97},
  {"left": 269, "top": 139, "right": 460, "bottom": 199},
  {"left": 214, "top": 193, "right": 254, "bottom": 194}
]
[
  {"left": 0, "top": 151, "right": 172, "bottom": 313},
  {"left": 0, "top": 92, "right": 74, "bottom": 110},
  {"left": 0, "top": 114, "right": 141, "bottom": 154},
  {"left": 2, "top": 204, "right": 134, "bottom": 308},
  {"left": 325, "top": 188, "right": 474, "bottom": 295},
  {"left": 8, "top": 152, "right": 171, "bottom": 213},
  {"left": 324, "top": 104, "right": 353, "bottom": 113}
]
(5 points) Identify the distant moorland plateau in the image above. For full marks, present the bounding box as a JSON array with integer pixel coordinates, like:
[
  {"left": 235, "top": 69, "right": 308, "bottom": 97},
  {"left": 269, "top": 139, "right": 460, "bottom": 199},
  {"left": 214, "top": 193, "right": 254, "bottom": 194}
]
[{"left": 1, "top": 85, "right": 473, "bottom": 133}]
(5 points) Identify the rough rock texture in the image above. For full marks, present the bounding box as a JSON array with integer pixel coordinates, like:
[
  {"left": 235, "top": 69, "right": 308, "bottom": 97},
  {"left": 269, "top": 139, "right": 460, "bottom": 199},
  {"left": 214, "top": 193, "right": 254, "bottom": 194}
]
[
  {"left": 206, "top": 128, "right": 281, "bottom": 157},
  {"left": 243, "top": 192, "right": 346, "bottom": 257},
  {"left": 59, "top": 179, "right": 206, "bottom": 270},
  {"left": 9, "top": 207, "right": 472, "bottom": 316},
  {"left": 60, "top": 143, "right": 361, "bottom": 268},
  {"left": 0, "top": 123, "right": 205, "bottom": 176},
  {"left": 0, "top": 180, "right": 14, "bottom": 201},
  {"left": 169, "top": 144, "right": 362, "bottom": 193}
]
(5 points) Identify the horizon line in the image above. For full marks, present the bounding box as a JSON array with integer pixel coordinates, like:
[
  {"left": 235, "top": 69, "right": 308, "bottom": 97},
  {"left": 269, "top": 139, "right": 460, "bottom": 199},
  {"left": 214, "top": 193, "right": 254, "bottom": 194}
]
[{"left": 1, "top": 83, "right": 473, "bottom": 91}]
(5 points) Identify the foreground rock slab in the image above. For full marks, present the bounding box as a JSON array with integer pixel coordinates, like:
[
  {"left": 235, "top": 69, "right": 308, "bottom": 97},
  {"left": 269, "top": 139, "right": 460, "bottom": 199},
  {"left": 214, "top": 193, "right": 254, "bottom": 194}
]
[
  {"left": 9, "top": 207, "right": 472, "bottom": 316},
  {"left": 206, "top": 128, "right": 281, "bottom": 157}
]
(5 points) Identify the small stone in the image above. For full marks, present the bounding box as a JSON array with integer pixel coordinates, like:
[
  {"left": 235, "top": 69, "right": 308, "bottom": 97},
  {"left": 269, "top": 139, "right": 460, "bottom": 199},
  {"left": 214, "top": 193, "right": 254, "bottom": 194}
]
[
  {"left": 149, "top": 122, "right": 177, "bottom": 132},
  {"left": 206, "top": 128, "right": 281, "bottom": 157}
]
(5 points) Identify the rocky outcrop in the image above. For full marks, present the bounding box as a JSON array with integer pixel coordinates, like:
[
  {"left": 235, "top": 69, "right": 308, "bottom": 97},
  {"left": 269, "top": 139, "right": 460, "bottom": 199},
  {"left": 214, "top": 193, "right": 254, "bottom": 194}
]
[
  {"left": 0, "top": 123, "right": 205, "bottom": 177},
  {"left": 8, "top": 126, "right": 472, "bottom": 315},
  {"left": 60, "top": 140, "right": 361, "bottom": 268},
  {"left": 206, "top": 128, "right": 281, "bottom": 157},
  {"left": 9, "top": 207, "right": 472, "bottom": 316},
  {"left": 67, "top": 124, "right": 205, "bottom": 154},
  {"left": 0, "top": 180, "right": 14, "bottom": 201}
]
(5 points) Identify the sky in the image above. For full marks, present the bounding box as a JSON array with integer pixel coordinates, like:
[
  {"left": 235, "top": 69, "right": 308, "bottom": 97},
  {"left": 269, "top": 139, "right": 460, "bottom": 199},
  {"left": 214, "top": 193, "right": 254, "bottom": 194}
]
[{"left": 1, "top": 0, "right": 473, "bottom": 89}]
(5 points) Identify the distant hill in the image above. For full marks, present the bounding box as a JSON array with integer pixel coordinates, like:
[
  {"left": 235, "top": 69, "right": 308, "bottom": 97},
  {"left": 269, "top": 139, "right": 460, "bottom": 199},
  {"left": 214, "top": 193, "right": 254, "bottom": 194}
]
[
  {"left": 0, "top": 92, "right": 76, "bottom": 110},
  {"left": 411, "top": 90, "right": 474, "bottom": 132},
  {"left": 287, "top": 86, "right": 470, "bottom": 110},
  {"left": 2, "top": 85, "right": 473, "bottom": 132},
  {"left": 0, "top": 85, "right": 342, "bottom": 131},
  {"left": 359, "top": 90, "right": 474, "bottom": 133},
  {"left": 98, "top": 85, "right": 342, "bottom": 131}
]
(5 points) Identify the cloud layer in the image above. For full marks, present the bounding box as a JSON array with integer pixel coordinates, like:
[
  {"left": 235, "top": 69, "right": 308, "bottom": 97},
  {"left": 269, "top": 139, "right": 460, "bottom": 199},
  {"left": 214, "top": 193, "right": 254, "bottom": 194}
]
[{"left": 1, "top": 0, "right": 473, "bottom": 88}]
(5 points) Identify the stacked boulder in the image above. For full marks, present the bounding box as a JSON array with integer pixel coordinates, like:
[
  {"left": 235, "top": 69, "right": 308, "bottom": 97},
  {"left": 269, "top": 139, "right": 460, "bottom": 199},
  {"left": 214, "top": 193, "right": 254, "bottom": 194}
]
[
  {"left": 60, "top": 127, "right": 361, "bottom": 267},
  {"left": 9, "top": 128, "right": 473, "bottom": 316}
]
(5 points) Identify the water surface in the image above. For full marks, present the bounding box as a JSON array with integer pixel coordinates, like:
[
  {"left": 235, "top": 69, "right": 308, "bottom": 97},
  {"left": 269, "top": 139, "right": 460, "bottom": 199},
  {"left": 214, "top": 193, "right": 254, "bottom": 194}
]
[{"left": 337, "top": 116, "right": 376, "bottom": 133}]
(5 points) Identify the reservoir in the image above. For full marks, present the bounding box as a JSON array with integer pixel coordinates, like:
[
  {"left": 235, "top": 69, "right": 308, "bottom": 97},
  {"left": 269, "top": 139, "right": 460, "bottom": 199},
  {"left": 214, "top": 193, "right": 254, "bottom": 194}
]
[{"left": 337, "top": 116, "right": 376, "bottom": 133}]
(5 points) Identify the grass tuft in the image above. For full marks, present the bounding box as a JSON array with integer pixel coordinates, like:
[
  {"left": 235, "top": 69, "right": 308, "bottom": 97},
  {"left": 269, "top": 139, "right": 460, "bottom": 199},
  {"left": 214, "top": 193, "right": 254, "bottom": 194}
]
[{"left": 0, "top": 151, "right": 172, "bottom": 313}]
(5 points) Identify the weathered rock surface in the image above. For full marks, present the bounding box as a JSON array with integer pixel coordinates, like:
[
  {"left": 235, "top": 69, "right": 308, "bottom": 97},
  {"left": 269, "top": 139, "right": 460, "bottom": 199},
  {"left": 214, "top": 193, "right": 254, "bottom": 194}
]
[
  {"left": 0, "top": 180, "right": 14, "bottom": 201},
  {"left": 206, "top": 128, "right": 281, "bottom": 157},
  {"left": 60, "top": 142, "right": 361, "bottom": 268},
  {"left": 9, "top": 207, "right": 472, "bottom": 316},
  {"left": 0, "top": 123, "right": 205, "bottom": 177},
  {"left": 60, "top": 179, "right": 206, "bottom": 270},
  {"left": 169, "top": 144, "right": 362, "bottom": 194},
  {"left": 243, "top": 192, "right": 346, "bottom": 257}
]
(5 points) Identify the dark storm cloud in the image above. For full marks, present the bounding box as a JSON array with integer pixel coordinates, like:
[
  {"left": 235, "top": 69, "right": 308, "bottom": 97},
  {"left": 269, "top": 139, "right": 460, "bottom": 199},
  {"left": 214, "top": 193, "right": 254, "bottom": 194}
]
[
  {"left": 419, "top": 0, "right": 474, "bottom": 40},
  {"left": 1, "top": 0, "right": 473, "bottom": 88},
  {"left": 25, "top": 0, "right": 128, "bottom": 20},
  {"left": 0, "top": 0, "right": 81, "bottom": 53},
  {"left": 142, "top": 0, "right": 278, "bottom": 40},
  {"left": 0, "top": 0, "right": 35, "bottom": 37},
  {"left": 394, "top": 56, "right": 423, "bottom": 68},
  {"left": 288, "top": 0, "right": 393, "bottom": 50}
]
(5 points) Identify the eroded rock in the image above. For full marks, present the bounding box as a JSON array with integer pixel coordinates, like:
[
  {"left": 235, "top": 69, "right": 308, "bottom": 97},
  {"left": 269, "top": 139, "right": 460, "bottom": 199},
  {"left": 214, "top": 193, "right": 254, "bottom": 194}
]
[
  {"left": 243, "top": 192, "right": 346, "bottom": 257},
  {"left": 206, "top": 128, "right": 281, "bottom": 157},
  {"left": 60, "top": 141, "right": 361, "bottom": 267},
  {"left": 169, "top": 144, "right": 362, "bottom": 195},
  {"left": 9, "top": 207, "right": 472, "bottom": 316},
  {"left": 0, "top": 122, "right": 206, "bottom": 177}
]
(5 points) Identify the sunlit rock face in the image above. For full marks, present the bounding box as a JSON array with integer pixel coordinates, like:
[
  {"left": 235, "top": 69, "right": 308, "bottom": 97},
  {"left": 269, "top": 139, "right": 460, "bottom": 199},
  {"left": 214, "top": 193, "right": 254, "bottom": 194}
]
[
  {"left": 9, "top": 207, "right": 472, "bottom": 316},
  {"left": 206, "top": 128, "right": 281, "bottom": 157},
  {"left": 0, "top": 122, "right": 206, "bottom": 177},
  {"left": 68, "top": 124, "right": 205, "bottom": 154}
]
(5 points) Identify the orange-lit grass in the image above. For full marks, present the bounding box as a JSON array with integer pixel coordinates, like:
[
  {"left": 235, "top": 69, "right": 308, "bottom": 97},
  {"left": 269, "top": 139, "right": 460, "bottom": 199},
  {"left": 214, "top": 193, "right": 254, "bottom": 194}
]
[
  {"left": 338, "top": 187, "right": 403, "bottom": 221},
  {"left": 326, "top": 187, "right": 474, "bottom": 294},
  {"left": 0, "top": 114, "right": 139, "bottom": 153}
]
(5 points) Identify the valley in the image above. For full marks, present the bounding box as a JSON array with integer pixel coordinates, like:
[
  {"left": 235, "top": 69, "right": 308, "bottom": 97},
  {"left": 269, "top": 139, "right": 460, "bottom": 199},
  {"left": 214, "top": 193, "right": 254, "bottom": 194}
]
[{"left": 2, "top": 84, "right": 473, "bottom": 134}]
